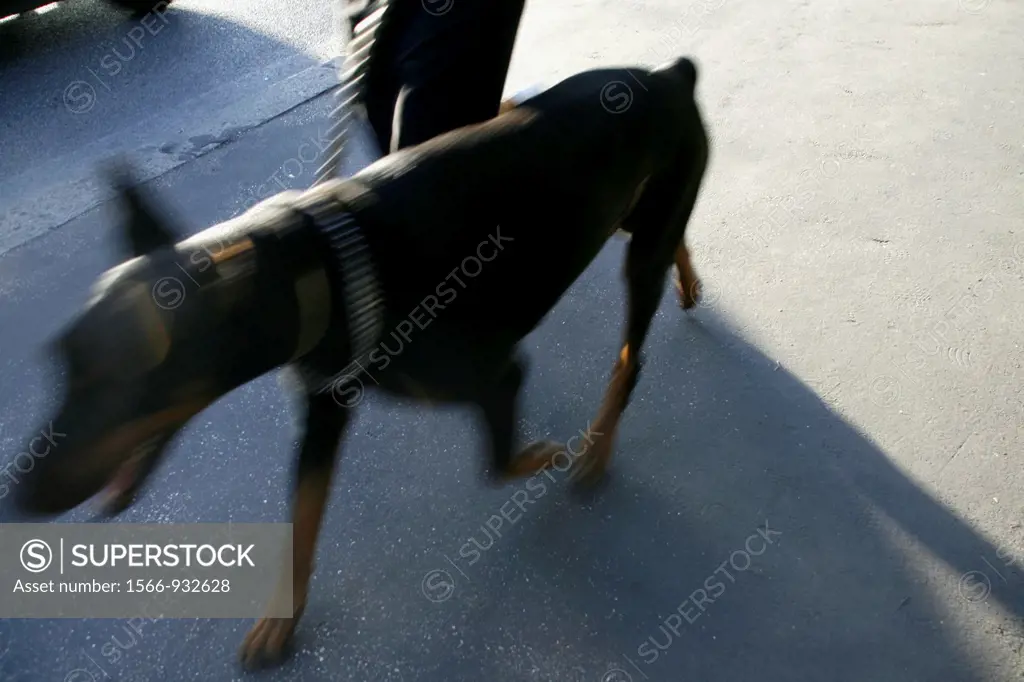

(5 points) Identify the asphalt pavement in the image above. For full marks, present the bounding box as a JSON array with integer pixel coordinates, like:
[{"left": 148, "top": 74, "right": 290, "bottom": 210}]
[{"left": 1, "top": 0, "right": 1023, "bottom": 680}]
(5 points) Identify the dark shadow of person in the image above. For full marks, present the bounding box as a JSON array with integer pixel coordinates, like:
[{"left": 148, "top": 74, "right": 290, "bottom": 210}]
[{"left": 405, "top": 238, "right": 1020, "bottom": 682}]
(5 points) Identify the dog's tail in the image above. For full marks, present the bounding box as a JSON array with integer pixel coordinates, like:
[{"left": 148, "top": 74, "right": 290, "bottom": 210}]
[{"left": 657, "top": 56, "right": 698, "bottom": 94}]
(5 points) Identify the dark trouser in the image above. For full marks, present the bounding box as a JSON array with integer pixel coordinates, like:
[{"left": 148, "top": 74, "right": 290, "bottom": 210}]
[{"left": 346, "top": 0, "right": 526, "bottom": 154}]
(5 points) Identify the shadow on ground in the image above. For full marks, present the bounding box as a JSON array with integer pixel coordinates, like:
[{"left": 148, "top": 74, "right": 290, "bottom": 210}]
[{"left": 0, "top": 226, "right": 1019, "bottom": 680}]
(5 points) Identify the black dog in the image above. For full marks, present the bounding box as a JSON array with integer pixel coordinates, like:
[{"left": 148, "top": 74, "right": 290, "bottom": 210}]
[{"left": 12, "top": 57, "right": 709, "bottom": 668}]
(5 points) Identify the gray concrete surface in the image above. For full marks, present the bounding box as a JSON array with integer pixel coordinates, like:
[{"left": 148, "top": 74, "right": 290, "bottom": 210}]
[
  {"left": 0, "top": 0, "right": 342, "bottom": 254},
  {"left": 1, "top": 0, "right": 1023, "bottom": 680}
]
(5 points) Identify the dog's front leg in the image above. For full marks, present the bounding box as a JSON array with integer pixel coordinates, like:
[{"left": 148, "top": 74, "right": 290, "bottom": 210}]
[
  {"left": 240, "top": 389, "right": 350, "bottom": 669},
  {"left": 479, "top": 357, "right": 562, "bottom": 483}
]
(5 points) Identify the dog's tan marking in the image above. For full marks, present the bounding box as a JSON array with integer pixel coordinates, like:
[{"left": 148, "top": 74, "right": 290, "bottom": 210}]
[
  {"left": 89, "top": 396, "right": 213, "bottom": 505},
  {"left": 501, "top": 441, "right": 564, "bottom": 480},
  {"left": 210, "top": 236, "right": 258, "bottom": 291},
  {"left": 241, "top": 470, "right": 331, "bottom": 667},
  {"left": 208, "top": 237, "right": 255, "bottom": 265},
  {"left": 571, "top": 344, "right": 638, "bottom": 483}
]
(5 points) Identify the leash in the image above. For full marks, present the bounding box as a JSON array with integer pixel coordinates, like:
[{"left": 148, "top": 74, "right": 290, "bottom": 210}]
[
  {"left": 314, "top": 0, "right": 395, "bottom": 185},
  {"left": 278, "top": 0, "right": 393, "bottom": 394}
]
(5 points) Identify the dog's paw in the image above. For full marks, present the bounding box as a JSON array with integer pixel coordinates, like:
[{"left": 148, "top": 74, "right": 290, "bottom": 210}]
[
  {"left": 491, "top": 440, "right": 563, "bottom": 483},
  {"left": 677, "top": 275, "right": 702, "bottom": 310},
  {"left": 239, "top": 616, "right": 298, "bottom": 670},
  {"left": 569, "top": 432, "right": 613, "bottom": 486}
]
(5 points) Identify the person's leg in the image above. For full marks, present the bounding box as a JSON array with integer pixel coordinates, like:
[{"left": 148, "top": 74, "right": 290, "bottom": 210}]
[
  {"left": 368, "top": 0, "right": 526, "bottom": 153},
  {"left": 339, "top": 0, "right": 525, "bottom": 156},
  {"left": 336, "top": 0, "right": 401, "bottom": 156},
  {"left": 346, "top": 0, "right": 403, "bottom": 153},
  {"left": 390, "top": 0, "right": 526, "bottom": 151}
]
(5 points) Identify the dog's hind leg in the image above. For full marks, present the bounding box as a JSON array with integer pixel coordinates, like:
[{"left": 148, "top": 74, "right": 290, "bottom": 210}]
[
  {"left": 240, "top": 389, "right": 350, "bottom": 669},
  {"left": 675, "top": 242, "right": 702, "bottom": 310},
  {"left": 571, "top": 105, "right": 709, "bottom": 484}
]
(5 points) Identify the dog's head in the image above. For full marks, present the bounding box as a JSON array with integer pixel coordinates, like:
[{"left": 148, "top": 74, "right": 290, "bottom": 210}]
[{"left": 12, "top": 164, "right": 225, "bottom": 517}]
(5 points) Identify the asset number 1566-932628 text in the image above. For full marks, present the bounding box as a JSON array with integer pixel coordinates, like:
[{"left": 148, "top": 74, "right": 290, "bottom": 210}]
[{"left": 127, "top": 579, "right": 230, "bottom": 593}]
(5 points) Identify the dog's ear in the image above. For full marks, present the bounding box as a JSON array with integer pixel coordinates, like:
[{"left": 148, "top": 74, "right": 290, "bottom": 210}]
[{"left": 105, "top": 159, "right": 177, "bottom": 258}]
